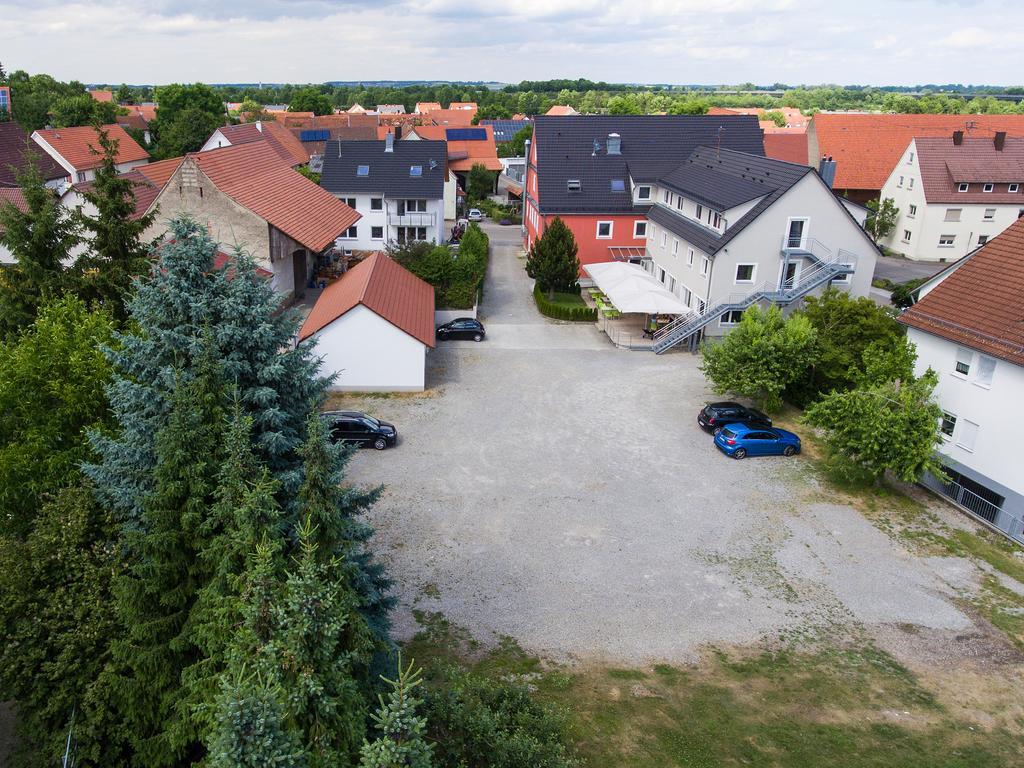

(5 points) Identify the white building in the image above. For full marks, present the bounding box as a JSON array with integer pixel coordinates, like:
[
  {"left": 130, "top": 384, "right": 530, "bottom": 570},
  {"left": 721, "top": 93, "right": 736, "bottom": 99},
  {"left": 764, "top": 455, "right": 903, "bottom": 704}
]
[
  {"left": 299, "top": 252, "right": 436, "bottom": 392},
  {"left": 900, "top": 218, "right": 1024, "bottom": 544},
  {"left": 635, "top": 147, "right": 877, "bottom": 351},
  {"left": 319, "top": 135, "right": 447, "bottom": 251},
  {"left": 31, "top": 124, "right": 149, "bottom": 192},
  {"left": 881, "top": 133, "right": 1024, "bottom": 262}
]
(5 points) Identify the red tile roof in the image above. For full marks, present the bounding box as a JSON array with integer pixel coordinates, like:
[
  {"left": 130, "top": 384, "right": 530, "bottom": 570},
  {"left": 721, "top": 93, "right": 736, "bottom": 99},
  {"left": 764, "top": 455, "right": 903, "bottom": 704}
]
[
  {"left": 213, "top": 250, "right": 273, "bottom": 279},
  {"left": 915, "top": 136, "right": 1024, "bottom": 203},
  {"left": 449, "top": 102, "right": 477, "bottom": 111},
  {"left": 33, "top": 124, "right": 149, "bottom": 171},
  {"left": 899, "top": 217, "right": 1024, "bottom": 366},
  {"left": 427, "top": 109, "right": 476, "bottom": 128},
  {"left": 116, "top": 112, "right": 150, "bottom": 132},
  {"left": 299, "top": 251, "right": 435, "bottom": 346},
  {"left": 212, "top": 121, "right": 309, "bottom": 166},
  {"left": 401, "top": 124, "right": 503, "bottom": 172},
  {"left": 545, "top": 105, "right": 579, "bottom": 116},
  {"left": 132, "top": 104, "right": 158, "bottom": 122},
  {"left": 763, "top": 133, "right": 809, "bottom": 165},
  {"left": 135, "top": 156, "right": 184, "bottom": 187},
  {"left": 811, "top": 113, "right": 1024, "bottom": 192},
  {"left": 0, "top": 188, "right": 29, "bottom": 237},
  {"left": 415, "top": 102, "right": 442, "bottom": 114},
  {"left": 0, "top": 122, "right": 67, "bottom": 185},
  {"left": 89, "top": 90, "right": 114, "bottom": 103},
  {"left": 191, "top": 142, "right": 359, "bottom": 253}
]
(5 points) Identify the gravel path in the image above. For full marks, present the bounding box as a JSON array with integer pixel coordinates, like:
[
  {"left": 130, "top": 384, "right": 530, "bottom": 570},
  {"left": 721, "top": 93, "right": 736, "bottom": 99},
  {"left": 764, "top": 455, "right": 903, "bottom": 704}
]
[{"left": 340, "top": 223, "right": 979, "bottom": 664}]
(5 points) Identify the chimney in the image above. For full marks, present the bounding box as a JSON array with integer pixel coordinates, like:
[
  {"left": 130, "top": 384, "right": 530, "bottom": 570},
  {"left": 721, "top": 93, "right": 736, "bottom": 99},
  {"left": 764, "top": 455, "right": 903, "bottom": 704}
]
[
  {"left": 395, "top": 125, "right": 402, "bottom": 140},
  {"left": 819, "top": 157, "right": 838, "bottom": 188},
  {"left": 995, "top": 131, "right": 1006, "bottom": 151},
  {"left": 607, "top": 132, "right": 621, "bottom": 155},
  {"left": 385, "top": 131, "right": 394, "bottom": 153},
  {"left": 523, "top": 138, "right": 531, "bottom": 162},
  {"left": 953, "top": 130, "right": 964, "bottom": 146},
  {"left": 255, "top": 120, "right": 263, "bottom": 133}
]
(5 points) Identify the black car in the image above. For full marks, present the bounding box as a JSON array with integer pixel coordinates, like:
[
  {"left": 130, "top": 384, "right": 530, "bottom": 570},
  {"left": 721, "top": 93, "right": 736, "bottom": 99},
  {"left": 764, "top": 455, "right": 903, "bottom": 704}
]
[
  {"left": 322, "top": 410, "right": 397, "bottom": 450},
  {"left": 436, "top": 317, "right": 486, "bottom": 342},
  {"left": 697, "top": 402, "right": 771, "bottom": 433}
]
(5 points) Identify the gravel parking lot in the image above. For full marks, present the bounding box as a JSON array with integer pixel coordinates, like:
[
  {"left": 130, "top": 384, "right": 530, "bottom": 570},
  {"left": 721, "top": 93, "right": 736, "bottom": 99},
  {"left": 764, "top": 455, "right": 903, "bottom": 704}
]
[{"left": 340, "top": 223, "right": 979, "bottom": 664}]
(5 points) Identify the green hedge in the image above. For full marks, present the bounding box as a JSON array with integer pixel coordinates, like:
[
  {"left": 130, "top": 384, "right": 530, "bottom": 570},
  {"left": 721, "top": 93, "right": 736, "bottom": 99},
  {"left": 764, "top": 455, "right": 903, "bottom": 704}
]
[{"left": 533, "top": 285, "right": 597, "bottom": 322}]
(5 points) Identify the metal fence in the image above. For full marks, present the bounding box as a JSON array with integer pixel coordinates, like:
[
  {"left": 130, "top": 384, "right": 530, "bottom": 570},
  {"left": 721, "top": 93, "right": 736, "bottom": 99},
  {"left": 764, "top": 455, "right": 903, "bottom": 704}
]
[{"left": 925, "top": 474, "right": 1024, "bottom": 545}]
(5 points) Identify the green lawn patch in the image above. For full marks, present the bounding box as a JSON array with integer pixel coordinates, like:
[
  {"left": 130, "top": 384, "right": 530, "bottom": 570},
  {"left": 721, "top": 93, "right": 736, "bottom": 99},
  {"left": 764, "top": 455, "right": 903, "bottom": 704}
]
[{"left": 533, "top": 285, "right": 597, "bottom": 321}]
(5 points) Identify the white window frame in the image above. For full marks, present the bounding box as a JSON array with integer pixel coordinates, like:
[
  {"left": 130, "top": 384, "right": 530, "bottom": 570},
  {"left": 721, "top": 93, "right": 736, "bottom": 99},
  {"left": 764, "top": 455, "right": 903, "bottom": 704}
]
[
  {"left": 785, "top": 216, "right": 809, "bottom": 249},
  {"left": 637, "top": 185, "right": 651, "bottom": 200},
  {"left": 938, "top": 234, "right": 956, "bottom": 248},
  {"left": 983, "top": 183, "right": 994, "bottom": 193},
  {"left": 719, "top": 309, "right": 745, "bottom": 326},
  {"left": 687, "top": 248, "right": 694, "bottom": 267},
  {"left": 956, "top": 420, "right": 979, "bottom": 452},
  {"left": 701, "top": 256, "right": 710, "bottom": 276},
  {"left": 940, "top": 411, "right": 957, "bottom": 440},
  {"left": 908, "top": 204, "right": 917, "bottom": 218},
  {"left": 633, "top": 220, "right": 647, "bottom": 238},
  {"left": 734, "top": 263, "right": 756, "bottom": 284},
  {"left": 1009, "top": 183, "right": 1019, "bottom": 193},
  {"left": 370, "top": 197, "right": 383, "bottom": 210},
  {"left": 983, "top": 208, "right": 995, "bottom": 221},
  {"left": 370, "top": 225, "right": 384, "bottom": 240},
  {"left": 908, "top": 151, "right": 914, "bottom": 164},
  {"left": 944, "top": 208, "right": 962, "bottom": 222},
  {"left": 902, "top": 229, "right": 912, "bottom": 243},
  {"left": 958, "top": 183, "right": 969, "bottom": 192},
  {"left": 661, "top": 232, "right": 668, "bottom": 249},
  {"left": 954, "top": 347, "right": 972, "bottom": 377},
  {"left": 596, "top": 220, "right": 613, "bottom": 239},
  {"left": 908, "top": 178, "right": 915, "bottom": 189},
  {"left": 975, "top": 355, "right": 996, "bottom": 388},
  {"left": 977, "top": 235, "right": 989, "bottom": 246},
  {"left": 897, "top": 175, "right": 904, "bottom": 187},
  {"left": 672, "top": 238, "right": 679, "bottom": 255},
  {"left": 830, "top": 263, "right": 853, "bottom": 285},
  {"left": 682, "top": 286, "right": 692, "bottom": 307},
  {"left": 649, "top": 223, "right": 656, "bottom": 240}
]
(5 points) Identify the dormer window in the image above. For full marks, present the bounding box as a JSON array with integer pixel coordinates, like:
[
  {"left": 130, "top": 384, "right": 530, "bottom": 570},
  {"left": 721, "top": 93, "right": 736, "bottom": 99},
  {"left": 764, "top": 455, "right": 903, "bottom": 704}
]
[
  {"left": 610, "top": 178, "right": 625, "bottom": 192},
  {"left": 567, "top": 179, "right": 581, "bottom": 192},
  {"left": 357, "top": 165, "right": 370, "bottom": 176},
  {"left": 410, "top": 165, "right": 423, "bottom": 177},
  {"left": 637, "top": 185, "right": 651, "bottom": 200},
  {"left": 983, "top": 183, "right": 994, "bottom": 193},
  {"left": 958, "top": 183, "right": 969, "bottom": 192},
  {"left": 1010, "top": 184, "right": 1020, "bottom": 193}
]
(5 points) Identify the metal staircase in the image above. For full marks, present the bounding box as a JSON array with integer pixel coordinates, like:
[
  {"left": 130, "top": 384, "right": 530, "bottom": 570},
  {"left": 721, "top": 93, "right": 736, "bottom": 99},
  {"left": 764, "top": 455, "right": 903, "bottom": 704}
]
[{"left": 651, "top": 253, "right": 855, "bottom": 354}]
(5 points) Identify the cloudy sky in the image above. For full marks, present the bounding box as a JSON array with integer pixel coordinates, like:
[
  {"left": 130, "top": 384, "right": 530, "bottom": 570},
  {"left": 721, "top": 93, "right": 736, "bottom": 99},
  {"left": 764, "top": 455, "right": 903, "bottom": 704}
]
[{"left": 3, "top": 0, "right": 1021, "bottom": 86}]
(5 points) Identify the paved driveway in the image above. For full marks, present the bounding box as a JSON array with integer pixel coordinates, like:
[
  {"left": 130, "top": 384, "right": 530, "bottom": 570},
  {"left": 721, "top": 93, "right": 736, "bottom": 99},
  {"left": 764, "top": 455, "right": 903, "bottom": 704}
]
[{"left": 341, "top": 222, "right": 976, "bottom": 663}]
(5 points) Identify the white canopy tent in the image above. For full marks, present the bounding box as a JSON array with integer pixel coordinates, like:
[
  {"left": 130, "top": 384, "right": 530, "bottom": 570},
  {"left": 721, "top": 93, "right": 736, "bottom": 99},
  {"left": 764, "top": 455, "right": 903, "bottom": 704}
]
[{"left": 584, "top": 262, "right": 690, "bottom": 314}]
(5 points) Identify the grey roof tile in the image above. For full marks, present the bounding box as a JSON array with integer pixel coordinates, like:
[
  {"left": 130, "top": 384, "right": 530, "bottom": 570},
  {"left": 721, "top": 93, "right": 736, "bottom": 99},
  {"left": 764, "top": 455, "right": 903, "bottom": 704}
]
[{"left": 320, "top": 140, "right": 447, "bottom": 199}]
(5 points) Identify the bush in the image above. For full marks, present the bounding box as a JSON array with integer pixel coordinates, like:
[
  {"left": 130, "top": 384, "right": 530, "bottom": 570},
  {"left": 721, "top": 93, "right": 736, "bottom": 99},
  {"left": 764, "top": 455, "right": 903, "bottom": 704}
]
[
  {"left": 533, "top": 285, "right": 597, "bottom": 321},
  {"left": 423, "top": 666, "right": 579, "bottom": 768},
  {"left": 387, "top": 225, "right": 489, "bottom": 310}
]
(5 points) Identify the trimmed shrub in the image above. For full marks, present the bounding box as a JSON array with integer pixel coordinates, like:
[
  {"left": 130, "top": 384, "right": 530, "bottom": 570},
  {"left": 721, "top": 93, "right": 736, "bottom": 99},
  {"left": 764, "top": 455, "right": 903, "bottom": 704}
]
[{"left": 533, "top": 285, "right": 597, "bottom": 322}]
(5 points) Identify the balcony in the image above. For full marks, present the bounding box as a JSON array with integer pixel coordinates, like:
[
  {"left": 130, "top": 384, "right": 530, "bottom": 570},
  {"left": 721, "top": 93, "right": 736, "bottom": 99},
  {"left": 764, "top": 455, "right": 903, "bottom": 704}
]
[{"left": 388, "top": 211, "right": 436, "bottom": 227}]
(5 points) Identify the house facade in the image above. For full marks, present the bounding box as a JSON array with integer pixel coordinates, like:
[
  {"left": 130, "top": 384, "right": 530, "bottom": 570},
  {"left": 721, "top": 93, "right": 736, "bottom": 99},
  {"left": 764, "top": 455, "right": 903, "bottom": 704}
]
[
  {"left": 31, "top": 124, "right": 149, "bottom": 191},
  {"left": 523, "top": 115, "right": 766, "bottom": 269},
  {"left": 881, "top": 134, "right": 1024, "bottom": 262},
  {"left": 899, "top": 219, "right": 1024, "bottom": 544},
  {"left": 320, "top": 136, "right": 447, "bottom": 250}
]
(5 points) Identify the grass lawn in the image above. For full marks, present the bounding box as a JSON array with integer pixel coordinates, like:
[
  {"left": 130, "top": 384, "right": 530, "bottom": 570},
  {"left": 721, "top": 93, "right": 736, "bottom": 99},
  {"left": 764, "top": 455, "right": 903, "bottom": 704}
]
[
  {"left": 405, "top": 612, "right": 1023, "bottom": 768},
  {"left": 546, "top": 291, "right": 588, "bottom": 307}
]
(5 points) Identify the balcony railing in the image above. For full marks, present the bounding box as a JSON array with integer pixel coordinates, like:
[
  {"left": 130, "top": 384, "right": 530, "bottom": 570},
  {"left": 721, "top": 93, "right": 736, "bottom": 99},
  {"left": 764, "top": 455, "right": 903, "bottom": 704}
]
[{"left": 388, "top": 211, "right": 436, "bottom": 227}]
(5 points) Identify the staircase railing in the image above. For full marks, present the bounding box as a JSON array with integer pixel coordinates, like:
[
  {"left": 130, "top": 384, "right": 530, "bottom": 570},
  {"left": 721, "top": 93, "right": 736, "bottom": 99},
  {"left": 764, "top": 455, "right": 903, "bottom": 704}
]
[{"left": 652, "top": 255, "right": 854, "bottom": 354}]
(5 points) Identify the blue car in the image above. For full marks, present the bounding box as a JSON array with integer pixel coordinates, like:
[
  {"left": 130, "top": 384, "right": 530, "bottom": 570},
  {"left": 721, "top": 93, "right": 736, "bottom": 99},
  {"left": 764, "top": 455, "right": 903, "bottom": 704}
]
[{"left": 714, "top": 423, "right": 801, "bottom": 460}]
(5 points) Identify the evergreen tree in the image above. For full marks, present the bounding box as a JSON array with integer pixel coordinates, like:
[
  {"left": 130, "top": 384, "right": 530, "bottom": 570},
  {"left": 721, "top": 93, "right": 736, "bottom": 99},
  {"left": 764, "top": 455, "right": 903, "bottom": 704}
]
[
  {"left": 73, "top": 124, "right": 158, "bottom": 324},
  {"left": 111, "top": 338, "right": 226, "bottom": 766},
  {"left": 525, "top": 217, "right": 580, "bottom": 298},
  {"left": 0, "top": 158, "right": 80, "bottom": 338},
  {"left": 359, "top": 656, "right": 433, "bottom": 768}
]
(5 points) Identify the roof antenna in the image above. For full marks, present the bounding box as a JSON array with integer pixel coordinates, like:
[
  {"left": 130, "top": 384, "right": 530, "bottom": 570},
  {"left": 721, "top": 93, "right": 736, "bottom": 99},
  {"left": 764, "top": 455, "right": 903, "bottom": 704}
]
[{"left": 716, "top": 125, "right": 725, "bottom": 157}]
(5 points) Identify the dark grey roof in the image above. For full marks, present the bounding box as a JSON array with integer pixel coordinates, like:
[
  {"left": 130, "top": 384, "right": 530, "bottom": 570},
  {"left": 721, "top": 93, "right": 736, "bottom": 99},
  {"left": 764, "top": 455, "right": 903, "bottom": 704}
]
[
  {"left": 0, "top": 122, "right": 66, "bottom": 187},
  {"left": 647, "top": 147, "right": 814, "bottom": 255},
  {"left": 320, "top": 139, "right": 446, "bottom": 199},
  {"left": 480, "top": 119, "right": 532, "bottom": 143},
  {"left": 532, "top": 115, "right": 765, "bottom": 214}
]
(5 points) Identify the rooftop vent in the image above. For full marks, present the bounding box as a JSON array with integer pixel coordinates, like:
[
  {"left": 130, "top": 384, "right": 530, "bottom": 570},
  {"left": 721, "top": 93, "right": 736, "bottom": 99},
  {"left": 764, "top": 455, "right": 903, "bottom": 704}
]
[
  {"left": 953, "top": 130, "right": 964, "bottom": 146},
  {"left": 567, "top": 179, "right": 582, "bottom": 192},
  {"left": 607, "top": 133, "right": 621, "bottom": 155}
]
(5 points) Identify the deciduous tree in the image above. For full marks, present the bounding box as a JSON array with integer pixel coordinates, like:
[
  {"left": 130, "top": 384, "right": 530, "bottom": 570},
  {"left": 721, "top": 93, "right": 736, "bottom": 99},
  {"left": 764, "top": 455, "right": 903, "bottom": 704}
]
[
  {"left": 289, "top": 87, "right": 335, "bottom": 116},
  {"left": 466, "top": 162, "right": 497, "bottom": 203},
  {"left": 865, "top": 197, "right": 899, "bottom": 245}
]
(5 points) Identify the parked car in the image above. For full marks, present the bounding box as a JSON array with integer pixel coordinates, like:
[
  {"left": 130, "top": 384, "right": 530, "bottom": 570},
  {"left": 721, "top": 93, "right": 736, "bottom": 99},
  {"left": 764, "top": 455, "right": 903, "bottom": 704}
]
[
  {"left": 697, "top": 401, "right": 771, "bottom": 432},
  {"left": 714, "top": 424, "right": 801, "bottom": 460},
  {"left": 322, "top": 410, "right": 397, "bottom": 450},
  {"left": 467, "top": 208, "right": 483, "bottom": 222},
  {"left": 436, "top": 317, "right": 486, "bottom": 342}
]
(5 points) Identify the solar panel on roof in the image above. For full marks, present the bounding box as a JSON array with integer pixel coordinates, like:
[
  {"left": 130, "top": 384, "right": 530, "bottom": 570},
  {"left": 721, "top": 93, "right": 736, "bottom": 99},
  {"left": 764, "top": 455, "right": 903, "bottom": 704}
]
[
  {"left": 300, "top": 129, "right": 330, "bottom": 142},
  {"left": 445, "top": 128, "right": 487, "bottom": 142}
]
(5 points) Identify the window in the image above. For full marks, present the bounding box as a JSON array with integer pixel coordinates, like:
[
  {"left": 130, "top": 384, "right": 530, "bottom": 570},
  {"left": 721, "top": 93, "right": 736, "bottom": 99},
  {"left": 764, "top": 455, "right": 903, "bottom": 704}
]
[
  {"left": 672, "top": 239, "right": 679, "bottom": 255},
  {"left": 1010, "top": 184, "right": 1019, "bottom": 193},
  {"left": 958, "top": 183, "right": 969, "bottom": 192},
  {"left": 908, "top": 178, "right": 915, "bottom": 189},
  {"left": 687, "top": 248, "right": 694, "bottom": 267},
  {"left": 944, "top": 208, "right": 962, "bottom": 222},
  {"left": 371, "top": 225, "right": 384, "bottom": 239},
  {"left": 610, "top": 178, "right": 626, "bottom": 192},
  {"left": 661, "top": 232, "right": 667, "bottom": 248},
  {"left": 940, "top": 412, "right": 957, "bottom": 438},
  {"left": 357, "top": 164, "right": 370, "bottom": 177},
  {"left": 898, "top": 175, "right": 904, "bottom": 187},
  {"left": 345, "top": 197, "right": 357, "bottom": 209},
  {"left": 978, "top": 235, "right": 989, "bottom": 246},
  {"left": 957, "top": 420, "right": 979, "bottom": 452},
  {"left": 695, "top": 204, "right": 704, "bottom": 220},
  {"left": 405, "top": 199, "right": 426, "bottom": 212},
  {"left": 938, "top": 234, "right": 955, "bottom": 247},
  {"left": 371, "top": 197, "right": 383, "bottom": 210},
  {"left": 637, "top": 185, "right": 651, "bottom": 200},
  {"left": 983, "top": 208, "right": 995, "bottom": 221},
  {"left": 908, "top": 204, "right": 917, "bottom": 217},
  {"left": 983, "top": 183, "right": 994, "bottom": 193},
  {"left": 908, "top": 151, "right": 914, "bottom": 163},
  {"left": 734, "top": 264, "right": 755, "bottom": 283},
  {"left": 633, "top": 220, "right": 647, "bottom": 238},
  {"left": 649, "top": 223, "right": 656, "bottom": 240},
  {"left": 683, "top": 287, "right": 692, "bottom": 306},
  {"left": 954, "top": 347, "right": 972, "bottom": 376},
  {"left": 676, "top": 196, "right": 685, "bottom": 211},
  {"left": 720, "top": 310, "right": 744, "bottom": 325},
  {"left": 667, "top": 275, "right": 676, "bottom": 293},
  {"left": 409, "top": 165, "right": 423, "bottom": 177},
  {"left": 567, "top": 179, "right": 581, "bottom": 192},
  {"left": 902, "top": 229, "right": 912, "bottom": 242},
  {"left": 663, "top": 189, "right": 670, "bottom": 203},
  {"left": 668, "top": 193, "right": 675, "bottom": 206},
  {"left": 697, "top": 298, "right": 706, "bottom": 313},
  {"left": 596, "top": 221, "right": 612, "bottom": 239},
  {"left": 976, "top": 355, "right": 996, "bottom": 387},
  {"left": 342, "top": 225, "right": 357, "bottom": 238},
  {"left": 701, "top": 256, "right": 709, "bottom": 276},
  {"left": 830, "top": 263, "right": 853, "bottom": 284},
  {"left": 711, "top": 211, "right": 722, "bottom": 228},
  {"left": 659, "top": 267, "right": 666, "bottom": 283}
]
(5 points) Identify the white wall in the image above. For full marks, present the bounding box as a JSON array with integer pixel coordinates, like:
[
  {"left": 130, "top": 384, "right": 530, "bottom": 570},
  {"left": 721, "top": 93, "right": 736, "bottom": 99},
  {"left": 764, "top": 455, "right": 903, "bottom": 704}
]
[
  {"left": 200, "top": 128, "right": 233, "bottom": 152},
  {"left": 908, "top": 327, "right": 1023, "bottom": 502},
  {"left": 333, "top": 193, "right": 445, "bottom": 251},
  {"left": 308, "top": 304, "right": 427, "bottom": 392}
]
